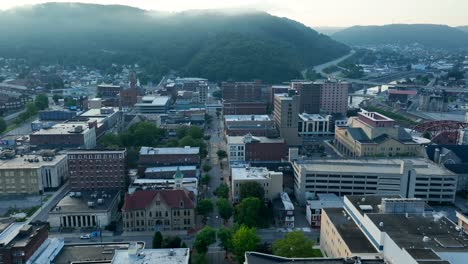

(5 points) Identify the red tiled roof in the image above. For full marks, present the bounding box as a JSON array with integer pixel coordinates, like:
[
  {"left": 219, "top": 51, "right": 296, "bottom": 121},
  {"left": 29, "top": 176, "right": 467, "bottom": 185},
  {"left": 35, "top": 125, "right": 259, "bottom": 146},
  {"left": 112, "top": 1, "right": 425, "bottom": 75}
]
[
  {"left": 122, "top": 189, "right": 194, "bottom": 211},
  {"left": 388, "top": 89, "right": 417, "bottom": 95}
]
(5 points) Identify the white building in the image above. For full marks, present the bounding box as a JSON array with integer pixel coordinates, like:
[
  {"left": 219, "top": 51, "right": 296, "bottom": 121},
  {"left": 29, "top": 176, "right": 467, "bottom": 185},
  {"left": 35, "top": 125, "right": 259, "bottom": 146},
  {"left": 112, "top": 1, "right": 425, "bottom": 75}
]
[
  {"left": 340, "top": 195, "right": 468, "bottom": 264},
  {"left": 298, "top": 113, "right": 333, "bottom": 137},
  {"left": 48, "top": 190, "right": 121, "bottom": 229},
  {"left": 135, "top": 96, "right": 170, "bottom": 114},
  {"left": 291, "top": 156, "right": 458, "bottom": 205},
  {"left": 231, "top": 166, "right": 283, "bottom": 203},
  {"left": 112, "top": 246, "right": 190, "bottom": 264}
]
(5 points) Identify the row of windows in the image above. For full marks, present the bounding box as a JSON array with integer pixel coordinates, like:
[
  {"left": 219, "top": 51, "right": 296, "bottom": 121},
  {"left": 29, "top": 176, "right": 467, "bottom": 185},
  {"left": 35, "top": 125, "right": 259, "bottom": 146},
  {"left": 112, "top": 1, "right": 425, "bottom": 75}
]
[{"left": 68, "top": 154, "right": 124, "bottom": 159}]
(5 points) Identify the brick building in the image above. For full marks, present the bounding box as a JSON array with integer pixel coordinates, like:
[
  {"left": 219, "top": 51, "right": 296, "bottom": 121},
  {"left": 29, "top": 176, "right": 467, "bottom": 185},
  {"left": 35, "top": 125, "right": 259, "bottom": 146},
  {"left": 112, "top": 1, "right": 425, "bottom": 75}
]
[
  {"left": 138, "top": 147, "right": 200, "bottom": 175},
  {"left": 224, "top": 115, "right": 277, "bottom": 137},
  {"left": 222, "top": 81, "right": 265, "bottom": 102},
  {"left": 30, "top": 122, "right": 97, "bottom": 149},
  {"left": 227, "top": 134, "right": 287, "bottom": 163},
  {"left": 291, "top": 81, "right": 321, "bottom": 114},
  {"left": 67, "top": 149, "right": 127, "bottom": 191},
  {"left": 319, "top": 81, "right": 349, "bottom": 115},
  {"left": 0, "top": 223, "right": 48, "bottom": 264},
  {"left": 122, "top": 189, "right": 195, "bottom": 231},
  {"left": 223, "top": 102, "right": 268, "bottom": 115}
]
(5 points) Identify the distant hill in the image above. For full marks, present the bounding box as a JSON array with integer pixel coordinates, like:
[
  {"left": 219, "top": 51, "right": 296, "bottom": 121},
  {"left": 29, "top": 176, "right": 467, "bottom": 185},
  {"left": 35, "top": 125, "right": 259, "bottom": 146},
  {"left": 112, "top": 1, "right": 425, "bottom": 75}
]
[
  {"left": 458, "top": 26, "right": 468, "bottom": 32},
  {"left": 0, "top": 3, "right": 350, "bottom": 83},
  {"left": 332, "top": 24, "right": 468, "bottom": 49},
  {"left": 314, "top": 27, "right": 347, "bottom": 36}
]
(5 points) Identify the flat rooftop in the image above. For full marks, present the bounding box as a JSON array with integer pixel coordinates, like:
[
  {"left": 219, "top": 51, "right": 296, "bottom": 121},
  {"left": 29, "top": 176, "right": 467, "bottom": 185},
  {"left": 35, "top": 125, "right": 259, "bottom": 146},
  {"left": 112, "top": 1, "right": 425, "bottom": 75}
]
[
  {"left": 145, "top": 166, "right": 197, "bottom": 173},
  {"left": 294, "top": 158, "right": 454, "bottom": 176},
  {"left": 323, "top": 208, "right": 378, "bottom": 254},
  {"left": 50, "top": 190, "right": 120, "bottom": 214},
  {"left": 367, "top": 213, "right": 468, "bottom": 253},
  {"left": 0, "top": 222, "right": 24, "bottom": 247},
  {"left": 79, "top": 108, "right": 118, "bottom": 117},
  {"left": 139, "top": 146, "right": 200, "bottom": 155},
  {"left": 244, "top": 252, "right": 384, "bottom": 264},
  {"left": 0, "top": 154, "right": 66, "bottom": 169},
  {"left": 227, "top": 135, "right": 285, "bottom": 144},
  {"left": 299, "top": 113, "right": 330, "bottom": 121},
  {"left": 112, "top": 248, "right": 189, "bottom": 264},
  {"left": 232, "top": 167, "right": 280, "bottom": 181},
  {"left": 306, "top": 193, "right": 343, "bottom": 209},
  {"left": 224, "top": 115, "right": 272, "bottom": 122},
  {"left": 54, "top": 242, "right": 144, "bottom": 264},
  {"left": 346, "top": 195, "right": 403, "bottom": 215},
  {"left": 138, "top": 96, "right": 170, "bottom": 106},
  {"left": 359, "top": 111, "right": 394, "bottom": 122},
  {"left": 32, "top": 122, "right": 91, "bottom": 135}
]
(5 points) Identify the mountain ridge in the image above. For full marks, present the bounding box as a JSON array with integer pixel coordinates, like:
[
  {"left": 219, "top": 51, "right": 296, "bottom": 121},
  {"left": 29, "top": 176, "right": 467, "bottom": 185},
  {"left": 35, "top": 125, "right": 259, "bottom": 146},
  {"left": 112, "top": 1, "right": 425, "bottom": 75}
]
[
  {"left": 332, "top": 24, "right": 468, "bottom": 49},
  {"left": 0, "top": 3, "right": 350, "bottom": 83}
]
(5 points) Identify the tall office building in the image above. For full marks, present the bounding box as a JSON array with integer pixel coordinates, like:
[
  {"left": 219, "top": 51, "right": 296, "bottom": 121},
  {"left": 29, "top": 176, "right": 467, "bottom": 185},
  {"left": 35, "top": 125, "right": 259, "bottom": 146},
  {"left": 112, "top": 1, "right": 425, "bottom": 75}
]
[
  {"left": 273, "top": 92, "right": 302, "bottom": 146},
  {"left": 291, "top": 81, "right": 321, "bottom": 114},
  {"left": 319, "top": 81, "right": 349, "bottom": 115}
]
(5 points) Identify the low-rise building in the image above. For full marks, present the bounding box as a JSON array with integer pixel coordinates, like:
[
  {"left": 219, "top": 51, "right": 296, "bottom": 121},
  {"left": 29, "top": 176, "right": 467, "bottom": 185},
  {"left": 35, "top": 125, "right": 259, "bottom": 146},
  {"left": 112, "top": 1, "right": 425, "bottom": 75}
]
[
  {"left": 326, "top": 195, "right": 468, "bottom": 264},
  {"left": 224, "top": 115, "right": 277, "bottom": 137},
  {"left": 291, "top": 156, "right": 458, "bottom": 205},
  {"left": 227, "top": 134, "right": 287, "bottom": 164},
  {"left": 334, "top": 111, "right": 422, "bottom": 157},
  {"left": 244, "top": 252, "right": 385, "bottom": 264},
  {"left": 306, "top": 193, "right": 343, "bottom": 227},
  {"left": 128, "top": 178, "right": 198, "bottom": 196},
  {"left": 67, "top": 149, "right": 127, "bottom": 191},
  {"left": 138, "top": 147, "right": 200, "bottom": 174},
  {"left": 144, "top": 166, "right": 199, "bottom": 179},
  {"left": 122, "top": 189, "right": 195, "bottom": 232},
  {"left": 272, "top": 192, "right": 294, "bottom": 228},
  {"left": 135, "top": 96, "right": 170, "bottom": 114},
  {"left": 231, "top": 166, "right": 283, "bottom": 203},
  {"left": 48, "top": 190, "right": 121, "bottom": 229},
  {"left": 298, "top": 113, "right": 333, "bottom": 137},
  {"left": 222, "top": 101, "right": 268, "bottom": 115},
  {"left": 30, "top": 122, "right": 96, "bottom": 149},
  {"left": 112, "top": 247, "right": 190, "bottom": 264},
  {"left": 0, "top": 222, "right": 49, "bottom": 264},
  {"left": 0, "top": 153, "right": 67, "bottom": 194}
]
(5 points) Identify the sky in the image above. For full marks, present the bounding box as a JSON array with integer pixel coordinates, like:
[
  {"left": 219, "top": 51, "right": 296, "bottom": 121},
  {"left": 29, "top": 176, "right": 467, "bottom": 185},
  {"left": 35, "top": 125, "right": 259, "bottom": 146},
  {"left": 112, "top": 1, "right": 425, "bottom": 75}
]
[{"left": 1, "top": 0, "right": 467, "bottom": 27}]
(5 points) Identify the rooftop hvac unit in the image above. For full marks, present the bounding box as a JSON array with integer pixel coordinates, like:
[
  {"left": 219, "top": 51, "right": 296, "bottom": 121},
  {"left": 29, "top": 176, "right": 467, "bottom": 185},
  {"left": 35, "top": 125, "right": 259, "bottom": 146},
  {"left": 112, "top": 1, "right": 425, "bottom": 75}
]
[
  {"left": 97, "top": 199, "right": 104, "bottom": 204},
  {"left": 87, "top": 201, "right": 95, "bottom": 207}
]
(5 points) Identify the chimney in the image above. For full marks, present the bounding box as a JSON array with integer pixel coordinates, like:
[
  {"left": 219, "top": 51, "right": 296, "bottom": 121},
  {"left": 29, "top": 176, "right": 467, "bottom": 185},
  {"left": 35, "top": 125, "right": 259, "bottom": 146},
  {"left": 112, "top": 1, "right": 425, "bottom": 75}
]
[{"left": 434, "top": 148, "right": 440, "bottom": 164}]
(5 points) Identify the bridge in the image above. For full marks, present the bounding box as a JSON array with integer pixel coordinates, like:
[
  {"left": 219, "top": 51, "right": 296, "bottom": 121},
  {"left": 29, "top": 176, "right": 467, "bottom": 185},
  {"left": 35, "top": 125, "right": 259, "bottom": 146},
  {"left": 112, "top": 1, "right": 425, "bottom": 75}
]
[{"left": 348, "top": 93, "right": 376, "bottom": 98}]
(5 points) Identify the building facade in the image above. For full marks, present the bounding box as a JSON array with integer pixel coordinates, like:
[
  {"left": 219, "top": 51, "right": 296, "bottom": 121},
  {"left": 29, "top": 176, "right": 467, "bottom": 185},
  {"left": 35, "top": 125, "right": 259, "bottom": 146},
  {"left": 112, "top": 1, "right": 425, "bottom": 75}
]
[
  {"left": 30, "top": 122, "right": 96, "bottom": 149},
  {"left": 224, "top": 115, "right": 277, "bottom": 137},
  {"left": 227, "top": 134, "right": 287, "bottom": 164},
  {"left": 0, "top": 154, "right": 67, "bottom": 195},
  {"left": 138, "top": 147, "right": 200, "bottom": 174},
  {"left": 298, "top": 113, "right": 333, "bottom": 138},
  {"left": 67, "top": 149, "right": 126, "bottom": 191},
  {"left": 231, "top": 166, "right": 283, "bottom": 203},
  {"left": 0, "top": 223, "right": 48, "bottom": 264},
  {"left": 292, "top": 157, "right": 458, "bottom": 205},
  {"left": 291, "top": 81, "right": 321, "bottom": 114},
  {"left": 334, "top": 111, "right": 422, "bottom": 157},
  {"left": 273, "top": 93, "right": 302, "bottom": 146},
  {"left": 122, "top": 190, "right": 195, "bottom": 232},
  {"left": 319, "top": 81, "right": 349, "bottom": 115}
]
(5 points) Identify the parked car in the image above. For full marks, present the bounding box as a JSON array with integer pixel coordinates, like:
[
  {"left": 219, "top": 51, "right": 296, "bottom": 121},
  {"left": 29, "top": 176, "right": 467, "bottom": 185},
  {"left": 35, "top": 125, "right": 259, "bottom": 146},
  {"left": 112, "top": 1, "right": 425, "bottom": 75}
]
[{"left": 80, "top": 234, "right": 91, "bottom": 239}]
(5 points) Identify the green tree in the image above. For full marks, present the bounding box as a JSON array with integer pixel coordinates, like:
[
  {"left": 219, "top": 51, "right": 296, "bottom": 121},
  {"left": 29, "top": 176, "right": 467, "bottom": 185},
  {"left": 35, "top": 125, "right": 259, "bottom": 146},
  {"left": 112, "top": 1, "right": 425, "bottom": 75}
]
[
  {"left": 218, "top": 226, "right": 234, "bottom": 252},
  {"left": 272, "top": 231, "right": 321, "bottom": 258},
  {"left": 239, "top": 182, "right": 265, "bottom": 201},
  {"left": 178, "top": 135, "right": 197, "bottom": 147},
  {"left": 214, "top": 183, "right": 229, "bottom": 199},
  {"left": 34, "top": 94, "right": 49, "bottom": 110},
  {"left": 231, "top": 225, "right": 260, "bottom": 263},
  {"left": 196, "top": 199, "right": 214, "bottom": 219},
  {"left": 200, "top": 174, "right": 211, "bottom": 185},
  {"left": 152, "top": 231, "right": 163, "bottom": 248},
  {"left": 217, "top": 198, "right": 233, "bottom": 223},
  {"left": 176, "top": 126, "right": 188, "bottom": 139},
  {"left": 99, "top": 134, "right": 120, "bottom": 148},
  {"left": 191, "top": 252, "right": 208, "bottom": 264},
  {"left": 0, "top": 118, "right": 6, "bottom": 133},
  {"left": 52, "top": 94, "right": 62, "bottom": 103},
  {"left": 202, "top": 164, "right": 212, "bottom": 173},
  {"left": 216, "top": 150, "right": 227, "bottom": 160},
  {"left": 212, "top": 90, "right": 222, "bottom": 100},
  {"left": 188, "top": 126, "right": 203, "bottom": 139},
  {"left": 235, "top": 197, "right": 262, "bottom": 227},
  {"left": 162, "top": 236, "right": 182, "bottom": 248},
  {"left": 193, "top": 226, "right": 216, "bottom": 254}
]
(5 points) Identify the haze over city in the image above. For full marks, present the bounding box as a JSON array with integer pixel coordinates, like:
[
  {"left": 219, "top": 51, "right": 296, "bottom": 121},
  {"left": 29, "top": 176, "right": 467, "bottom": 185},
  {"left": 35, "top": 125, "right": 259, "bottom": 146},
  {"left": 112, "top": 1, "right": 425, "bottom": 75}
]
[{"left": 1, "top": 0, "right": 468, "bottom": 27}]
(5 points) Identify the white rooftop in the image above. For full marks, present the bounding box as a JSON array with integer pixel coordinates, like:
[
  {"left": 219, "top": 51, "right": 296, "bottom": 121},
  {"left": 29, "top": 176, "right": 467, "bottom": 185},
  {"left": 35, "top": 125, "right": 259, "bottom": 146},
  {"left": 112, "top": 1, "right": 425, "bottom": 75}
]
[
  {"left": 145, "top": 166, "right": 197, "bottom": 173},
  {"left": 0, "top": 222, "right": 24, "bottom": 247},
  {"left": 224, "top": 115, "right": 272, "bottom": 122},
  {"left": 299, "top": 113, "right": 330, "bottom": 121},
  {"left": 112, "top": 248, "right": 190, "bottom": 264},
  {"left": 280, "top": 192, "right": 294, "bottom": 211},
  {"left": 32, "top": 123, "right": 91, "bottom": 135},
  {"left": 295, "top": 158, "right": 454, "bottom": 176},
  {"left": 139, "top": 146, "right": 200, "bottom": 155},
  {"left": 227, "top": 135, "right": 285, "bottom": 145},
  {"left": 232, "top": 167, "right": 279, "bottom": 180},
  {"left": 0, "top": 154, "right": 66, "bottom": 169},
  {"left": 139, "top": 96, "right": 170, "bottom": 106}
]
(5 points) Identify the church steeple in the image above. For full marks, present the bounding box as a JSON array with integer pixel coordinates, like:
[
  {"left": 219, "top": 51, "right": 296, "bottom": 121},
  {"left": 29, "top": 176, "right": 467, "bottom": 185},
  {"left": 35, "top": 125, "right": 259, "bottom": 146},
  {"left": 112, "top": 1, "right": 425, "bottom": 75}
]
[{"left": 174, "top": 166, "right": 183, "bottom": 190}]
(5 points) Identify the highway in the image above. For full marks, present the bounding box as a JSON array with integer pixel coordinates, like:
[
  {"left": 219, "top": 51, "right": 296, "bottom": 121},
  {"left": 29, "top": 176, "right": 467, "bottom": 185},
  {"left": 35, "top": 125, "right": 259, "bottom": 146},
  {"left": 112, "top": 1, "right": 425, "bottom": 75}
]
[{"left": 311, "top": 50, "right": 356, "bottom": 76}]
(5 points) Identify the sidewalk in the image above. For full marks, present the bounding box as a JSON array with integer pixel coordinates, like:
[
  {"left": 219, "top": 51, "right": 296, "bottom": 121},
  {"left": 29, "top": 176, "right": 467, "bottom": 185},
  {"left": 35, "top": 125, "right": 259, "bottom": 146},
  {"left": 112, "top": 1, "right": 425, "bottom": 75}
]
[{"left": 121, "top": 230, "right": 188, "bottom": 237}]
